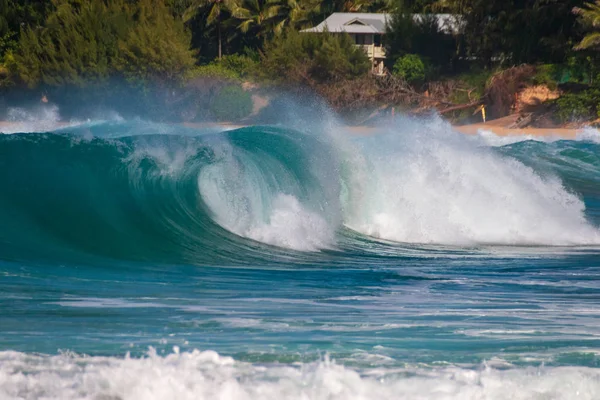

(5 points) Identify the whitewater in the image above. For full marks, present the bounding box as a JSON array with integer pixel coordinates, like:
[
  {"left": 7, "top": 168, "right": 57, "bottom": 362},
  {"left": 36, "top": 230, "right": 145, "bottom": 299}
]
[{"left": 1, "top": 107, "right": 600, "bottom": 399}]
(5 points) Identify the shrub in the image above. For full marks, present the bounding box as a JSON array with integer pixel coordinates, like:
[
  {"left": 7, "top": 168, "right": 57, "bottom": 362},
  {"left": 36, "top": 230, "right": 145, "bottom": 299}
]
[
  {"left": 210, "top": 85, "right": 253, "bottom": 121},
  {"left": 532, "top": 64, "right": 559, "bottom": 90},
  {"left": 218, "top": 54, "right": 258, "bottom": 78},
  {"left": 188, "top": 64, "right": 240, "bottom": 81},
  {"left": 114, "top": 0, "right": 196, "bottom": 83},
  {"left": 555, "top": 88, "right": 600, "bottom": 122},
  {"left": 393, "top": 54, "right": 425, "bottom": 84},
  {"left": 188, "top": 54, "right": 258, "bottom": 82}
]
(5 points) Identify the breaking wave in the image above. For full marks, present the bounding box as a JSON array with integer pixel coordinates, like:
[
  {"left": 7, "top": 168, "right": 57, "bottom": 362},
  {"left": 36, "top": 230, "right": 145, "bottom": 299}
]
[
  {"left": 2, "top": 349, "right": 599, "bottom": 400},
  {"left": 1, "top": 118, "right": 600, "bottom": 265}
]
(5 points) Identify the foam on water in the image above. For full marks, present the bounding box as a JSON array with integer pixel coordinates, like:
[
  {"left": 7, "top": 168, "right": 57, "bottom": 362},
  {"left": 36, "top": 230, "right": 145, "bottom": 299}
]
[
  {"left": 245, "top": 194, "right": 334, "bottom": 251},
  {"left": 1, "top": 106, "right": 64, "bottom": 134},
  {"left": 475, "top": 126, "right": 600, "bottom": 146},
  {"left": 196, "top": 132, "right": 336, "bottom": 251},
  {"left": 342, "top": 118, "right": 600, "bottom": 246},
  {"left": 1, "top": 349, "right": 599, "bottom": 400}
]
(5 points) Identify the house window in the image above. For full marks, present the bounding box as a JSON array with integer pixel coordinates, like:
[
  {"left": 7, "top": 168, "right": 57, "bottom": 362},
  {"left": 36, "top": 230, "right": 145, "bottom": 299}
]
[
  {"left": 374, "top": 34, "right": 382, "bottom": 47},
  {"left": 355, "top": 35, "right": 366, "bottom": 45}
]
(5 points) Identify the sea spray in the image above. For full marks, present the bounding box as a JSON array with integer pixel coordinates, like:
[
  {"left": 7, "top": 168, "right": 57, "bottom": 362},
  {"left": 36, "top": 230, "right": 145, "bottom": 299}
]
[{"left": 340, "top": 117, "right": 600, "bottom": 245}]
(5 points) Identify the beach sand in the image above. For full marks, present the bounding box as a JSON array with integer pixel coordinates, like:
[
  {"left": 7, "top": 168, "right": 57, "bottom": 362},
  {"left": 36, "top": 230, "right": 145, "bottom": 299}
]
[
  {"left": 0, "top": 119, "right": 589, "bottom": 139},
  {"left": 454, "top": 123, "right": 580, "bottom": 138}
]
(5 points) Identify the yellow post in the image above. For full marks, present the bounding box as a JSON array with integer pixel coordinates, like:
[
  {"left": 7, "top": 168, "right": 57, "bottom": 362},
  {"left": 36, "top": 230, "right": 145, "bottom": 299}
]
[{"left": 474, "top": 105, "right": 486, "bottom": 123}]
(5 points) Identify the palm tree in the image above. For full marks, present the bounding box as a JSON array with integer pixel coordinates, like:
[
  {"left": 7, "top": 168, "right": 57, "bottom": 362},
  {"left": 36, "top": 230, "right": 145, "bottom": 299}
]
[
  {"left": 184, "top": 0, "right": 238, "bottom": 58},
  {"left": 322, "top": 0, "right": 393, "bottom": 13},
  {"left": 229, "top": 0, "right": 281, "bottom": 37},
  {"left": 276, "top": 0, "right": 321, "bottom": 32},
  {"left": 574, "top": 1, "right": 600, "bottom": 50}
]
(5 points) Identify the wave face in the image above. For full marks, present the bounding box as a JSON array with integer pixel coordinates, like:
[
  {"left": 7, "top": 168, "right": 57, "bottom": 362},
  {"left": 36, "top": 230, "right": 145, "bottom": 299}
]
[
  {"left": 0, "top": 125, "right": 342, "bottom": 264},
  {"left": 1, "top": 119, "right": 600, "bottom": 265}
]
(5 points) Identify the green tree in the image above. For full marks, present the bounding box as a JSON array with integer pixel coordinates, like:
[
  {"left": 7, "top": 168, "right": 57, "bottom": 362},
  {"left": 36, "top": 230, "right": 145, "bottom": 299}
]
[
  {"left": 229, "top": 0, "right": 321, "bottom": 39},
  {"left": 260, "top": 29, "right": 370, "bottom": 83},
  {"left": 14, "top": 0, "right": 194, "bottom": 87},
  {"left": 320, "top": 0, "right": 394, "bottom": 13},
  {"left": 0, "top": 0, "right": 52, "bottom": 60},
  {"left": 229, "top": 0, "right": 281, "bottom": 38},
  {"left": 385, "top": 4, "right": 459, "bottom": 74},
  {"left": 431, "top": 0, "right": 586, "bottom": 66},
  {"left": 574, "top": 1, "right": 600, "bottom": 50},
  {"left": 274, "top": 0, "right": 322, "bottom": 32},
  {"left": 166, "top": 0, "right": 196, "bottom": 16},
  {"left": 184, "top": 0, "right": 238, "bottom": 59},
  {"left": 116, "top": 0, "right": 196, "bottom": 82}
]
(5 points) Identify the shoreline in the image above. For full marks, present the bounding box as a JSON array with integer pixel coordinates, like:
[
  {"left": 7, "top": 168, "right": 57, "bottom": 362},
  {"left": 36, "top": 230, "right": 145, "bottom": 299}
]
[
  {"left": 453, "top": 123, "right": 581, "bottom": 138},
  {"left": 0, "top": 120, "right": 592, "bottom": 139}
]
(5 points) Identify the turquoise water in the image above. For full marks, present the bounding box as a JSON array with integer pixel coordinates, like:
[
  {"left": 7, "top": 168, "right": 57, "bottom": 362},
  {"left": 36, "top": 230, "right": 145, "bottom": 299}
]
[{"left": 1, "top": 116, "right": 600, "bottom": 399}]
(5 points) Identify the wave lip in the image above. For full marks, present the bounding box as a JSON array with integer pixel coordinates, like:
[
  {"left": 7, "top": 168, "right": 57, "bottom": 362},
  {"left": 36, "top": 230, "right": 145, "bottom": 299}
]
[{"left": 2, "top": 349, "right": 600, "bottom": 400}]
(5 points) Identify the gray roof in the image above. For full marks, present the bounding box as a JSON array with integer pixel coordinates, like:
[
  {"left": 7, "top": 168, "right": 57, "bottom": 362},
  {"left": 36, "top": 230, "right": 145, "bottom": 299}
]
[
  {"left": 302, "top": 13, "right": 388, "bottom": 34},
  {"left": 302, "top": 13, "right": 462, "bottom": 35}
]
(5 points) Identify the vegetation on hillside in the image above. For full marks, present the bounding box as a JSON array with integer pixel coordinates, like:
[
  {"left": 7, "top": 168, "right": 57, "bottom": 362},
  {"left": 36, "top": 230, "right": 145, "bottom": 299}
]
[{"left": 1, "top": 0, "right": 600, "bottom": 124}]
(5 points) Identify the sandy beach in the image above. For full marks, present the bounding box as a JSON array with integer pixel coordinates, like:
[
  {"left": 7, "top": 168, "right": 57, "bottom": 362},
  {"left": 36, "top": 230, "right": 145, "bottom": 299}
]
[
  {"left": 454, "top": 123, "right": 581, "bottom": 138},
  {"left": 0, "top": 119, "right": 591, "bottom": 139}
]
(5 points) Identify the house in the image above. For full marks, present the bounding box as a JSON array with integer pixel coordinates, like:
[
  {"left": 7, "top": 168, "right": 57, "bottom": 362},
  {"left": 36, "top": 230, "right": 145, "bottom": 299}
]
[
  {"left": 302, "top": 13, "right": 462, "bottom": 76},
  {"left": 302, "top": 13, "right": 389, "bottom": 75}
]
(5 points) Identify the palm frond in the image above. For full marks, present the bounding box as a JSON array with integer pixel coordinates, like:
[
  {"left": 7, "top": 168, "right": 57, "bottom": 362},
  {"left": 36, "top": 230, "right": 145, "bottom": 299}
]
[
  {"left": 238, "top": 18, "right": 254, "bottom": 33},
  {"left": 576, "top": 31, "right": 600, "bottom": 49},
  {"left": 182, "top": 0, "right": 205, "bottom": 23},
  {"left": 206, "top": 3, "right": 221, "bottom": 24},
  {"left": 574, "top": 2, "right": 600, "bottom": 27}
]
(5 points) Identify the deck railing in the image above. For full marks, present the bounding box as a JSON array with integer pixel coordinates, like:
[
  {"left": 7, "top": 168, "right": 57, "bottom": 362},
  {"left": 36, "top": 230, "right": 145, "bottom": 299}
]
[{"left": 356, "top": 44, "right": 386, "bottom": 59}]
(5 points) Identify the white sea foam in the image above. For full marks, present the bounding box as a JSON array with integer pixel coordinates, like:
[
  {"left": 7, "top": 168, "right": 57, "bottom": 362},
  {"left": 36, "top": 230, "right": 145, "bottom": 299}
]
[
  {"left": 342, "top": 117, "right": 600, "bottom": 246},
  {"left": 198, "top": 141, "right": 335, "bottom": 252},
  {"left": 202, "top": 184, "right": 334, "bottom": 251},
  {"left": 1, "top": 105, "right": 65, "bottom": 134},
  {"left": 0, "top": 105, "right": 126, "bottom": 134},
  {"left": 1, "top": 349, "right": 600, "bottom": 400},
  {"left": 475, "top": 126, "right": 600, "bottom": 146},
  {"left": 245, "top": 194, "right": 334, "bottom": 251}
]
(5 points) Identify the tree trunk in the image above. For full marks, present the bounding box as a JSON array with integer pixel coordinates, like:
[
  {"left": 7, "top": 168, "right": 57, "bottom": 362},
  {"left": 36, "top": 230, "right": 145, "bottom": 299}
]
[{"left": 218, "top": 22, "right": 222, "bottom": 59}]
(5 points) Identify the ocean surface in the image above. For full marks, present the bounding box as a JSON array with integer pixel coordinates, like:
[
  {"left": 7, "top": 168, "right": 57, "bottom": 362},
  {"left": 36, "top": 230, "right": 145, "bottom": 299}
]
[{"left": 2, "top": 108, "right": 600, "bottom": 399}]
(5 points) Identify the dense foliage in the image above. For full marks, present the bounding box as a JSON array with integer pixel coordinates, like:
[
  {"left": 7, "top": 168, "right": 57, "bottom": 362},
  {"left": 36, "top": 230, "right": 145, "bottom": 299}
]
[
  {"left": 1, "top": 0, "right": 600, "bottom": 123},
  {"left": 393, "top": 54, "right": 425, "bottom": 83},
  {"left": 260, "top": 30, "right": 371, "bottom": 84},
  {"left": 13, "top": 0, "right": 195, "bottom": 87}
]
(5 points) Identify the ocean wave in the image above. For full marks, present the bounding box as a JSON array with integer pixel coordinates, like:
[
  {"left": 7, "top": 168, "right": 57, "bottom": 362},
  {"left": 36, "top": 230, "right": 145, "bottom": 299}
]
[
  {"left": 343, "top": 120, "right": 600, "bottom": 246},
  {"left": 0, "top": 119, "right": 599, "bottom": 265}
]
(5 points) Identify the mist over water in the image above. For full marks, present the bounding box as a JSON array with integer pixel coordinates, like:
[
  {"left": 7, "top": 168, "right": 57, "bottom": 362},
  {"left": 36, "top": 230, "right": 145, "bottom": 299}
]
[{"left": 2, "top": 103, "right": 600, "bottom": 399}]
